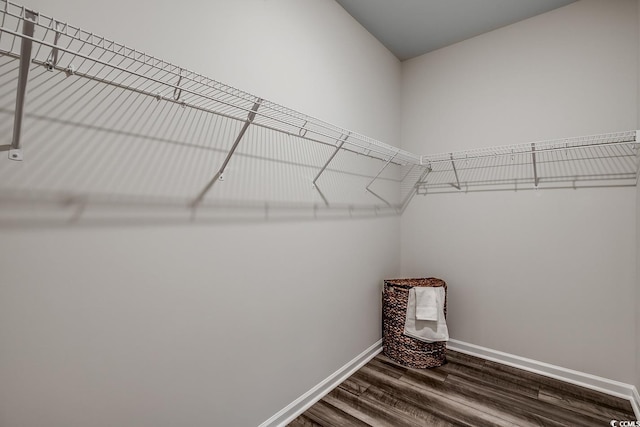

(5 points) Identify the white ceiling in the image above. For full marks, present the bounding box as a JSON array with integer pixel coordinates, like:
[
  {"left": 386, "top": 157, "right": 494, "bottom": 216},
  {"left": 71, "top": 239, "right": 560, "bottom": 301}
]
[{"left": 335, "top": 0, "right": 577, "bottom": 61}]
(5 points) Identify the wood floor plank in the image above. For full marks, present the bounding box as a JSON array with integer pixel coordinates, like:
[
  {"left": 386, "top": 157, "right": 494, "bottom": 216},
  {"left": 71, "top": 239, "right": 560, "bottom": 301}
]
[
  {"left": 445, "top": 373, "right": 605, "bottom": 427},
  {"left": 538, "top": 387, "right": 635, "bottom": 421},
  {"left": 355, "top": 365, "right": 512, "bottom": 426},
  {"left": 485, "top": 360, "right": 634, "bottom": 413},
  {"left": 288, "top": 349, "right": 637, "bottom": 426},
  {"left": 375, "top": 354, "right": 448, "bottom": 383},
  {"left": 327, "top": 387, "right": 426, "bottom": 427},
  {"left": 322, "top": 393, "right": 395, "bottom": 427},
  {"left": 397, "top": 367, "right": 572, "bottom": 427},
  {"left": 337, "top": 376, "right": 371, "bottom": 397},
  {"left": 437, "top": 355, "right": 540, "bottom": 399},
  {"left": 367, "top": 357, "right": 407, "bottom": 379},
  {"left": 444, "top": 350, "right": 486, "bottom": 369},
  {"left": 359, "top": 386, "right": 459, "bottom": 427},
  {"left": 304, "top": 400, "right": 370, "bottom": 427},
  {"left": 287, "top": 414, "right": 322, "bottom": 427},
  {"left": 539, "top": 383, "right": 635, "bottom": 415}
]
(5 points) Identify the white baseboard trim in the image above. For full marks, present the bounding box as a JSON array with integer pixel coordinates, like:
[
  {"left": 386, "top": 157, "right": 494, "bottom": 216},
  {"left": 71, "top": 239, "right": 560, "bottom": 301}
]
[
  {"left": 447, "top": 338, "right": 640, "bottom": 420},
  {"left": 258, "top": 339, "right": 383, "bottom": 427},
  {"left": 631, "top": 386, "right": 640, "bottom": 421}
]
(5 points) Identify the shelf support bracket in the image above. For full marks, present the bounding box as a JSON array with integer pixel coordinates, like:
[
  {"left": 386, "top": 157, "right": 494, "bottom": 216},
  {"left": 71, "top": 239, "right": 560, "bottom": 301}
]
[
  {"left": 399, "top": 165, "right": 431, "bottom": 213},
  {"left": 191, "top": 99, "right": 262, "bottom": 206},
  {"left": 365, "top": 150, "right": 399, "bottom": 207},
  {"left": 45, "top": 22, "right": 64, "bottom": 71},
  {"left": 635, "top": 130, "right": 640, "bottom": 186},
  {"left": 173, "top": 68, "right": 183, "bottom": 102},
  {"left": 531, "top": 143, "right": 539, "bottom": 187},
  {"left": 298, "top": 120, "right": 308, "bottom": 138},
  {"left": 9, "top": 9, "right": 37, "bottom": 161},
  {"left": 450, "top": 153, "right": 461, "bottom": 190},
  {"left": 312, "top": 133, "right": 350, "bottom": 206}
]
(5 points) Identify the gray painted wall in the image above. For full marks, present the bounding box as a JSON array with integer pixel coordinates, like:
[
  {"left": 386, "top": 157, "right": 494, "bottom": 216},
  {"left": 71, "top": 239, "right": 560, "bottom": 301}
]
[
  {"left": 400, "top": 0, "right": 638, "bottom": 384},
  {"left": 0, "top": 1, "right": 402, "bottom": 426}
]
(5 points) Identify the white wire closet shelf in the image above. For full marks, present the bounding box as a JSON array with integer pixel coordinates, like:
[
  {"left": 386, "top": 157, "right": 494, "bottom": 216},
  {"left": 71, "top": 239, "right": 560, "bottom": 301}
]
[
  {"left": 418, "top": 131, "right": 640, "bottom": 194},
  {"left": 0, "top": 1, "right": 638, "bottom": 225},
  {"left": 0, "top": 3, "right": 420, "bottom": 165},
  {"left": 0, "top": 0, "right": 423, "bottom": 215}
]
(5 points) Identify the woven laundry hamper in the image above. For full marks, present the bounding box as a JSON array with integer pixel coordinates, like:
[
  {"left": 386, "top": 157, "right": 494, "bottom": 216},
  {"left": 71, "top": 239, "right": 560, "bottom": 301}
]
[{"left": 382, "top": 278, "right": 447, "bottom": 369}]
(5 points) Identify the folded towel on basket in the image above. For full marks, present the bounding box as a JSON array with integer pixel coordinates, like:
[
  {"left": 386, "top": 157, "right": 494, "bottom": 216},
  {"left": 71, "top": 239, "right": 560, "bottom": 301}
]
[
  {"left": 404, "top": 287, "right": 449, "bottom": 343},
  {"left": 414, "top": 287, "right": 438, "bottom": 321}
]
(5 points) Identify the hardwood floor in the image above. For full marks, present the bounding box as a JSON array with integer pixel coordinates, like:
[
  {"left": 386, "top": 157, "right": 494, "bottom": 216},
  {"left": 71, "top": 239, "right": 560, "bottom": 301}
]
[{"left": 288, "top": 350, "right": 636, "bottom": 426}]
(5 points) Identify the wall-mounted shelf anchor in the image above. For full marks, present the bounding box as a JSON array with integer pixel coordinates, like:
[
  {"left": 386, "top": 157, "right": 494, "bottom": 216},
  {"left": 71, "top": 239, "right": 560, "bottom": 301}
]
[{"left": 8, "top": 148, "right": 22, "bottom": 161}]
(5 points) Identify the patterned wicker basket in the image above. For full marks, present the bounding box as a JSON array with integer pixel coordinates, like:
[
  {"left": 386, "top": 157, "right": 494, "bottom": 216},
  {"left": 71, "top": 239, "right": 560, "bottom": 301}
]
[{"left": 382, "top": 278, "right": 447, "bottom": 369}]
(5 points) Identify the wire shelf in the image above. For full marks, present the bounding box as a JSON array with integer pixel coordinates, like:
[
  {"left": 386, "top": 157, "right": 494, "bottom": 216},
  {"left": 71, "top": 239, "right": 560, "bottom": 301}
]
[
  {"left": 0, "top": 1, "right": 419, "bottom": 166},
  {"left": 418, "top": 131, "right": 639, "bottom": 193},
  {"left": 0, "top": 0, "right": 426, "bottom": 216},
  {"left": 0, "top": 0, "right": 637, "bottom": 221}
]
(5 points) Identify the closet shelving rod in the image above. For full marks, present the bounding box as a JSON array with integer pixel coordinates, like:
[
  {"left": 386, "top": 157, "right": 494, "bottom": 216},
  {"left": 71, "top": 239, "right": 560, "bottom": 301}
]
[{"left": 0, "top": 1, "right": 421, "bottom": 167}]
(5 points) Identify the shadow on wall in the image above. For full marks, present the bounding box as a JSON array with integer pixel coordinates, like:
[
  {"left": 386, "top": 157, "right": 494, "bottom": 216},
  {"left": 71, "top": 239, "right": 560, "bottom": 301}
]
[{"left": 0, "top": 189, "right": 403, "bottom": 228}]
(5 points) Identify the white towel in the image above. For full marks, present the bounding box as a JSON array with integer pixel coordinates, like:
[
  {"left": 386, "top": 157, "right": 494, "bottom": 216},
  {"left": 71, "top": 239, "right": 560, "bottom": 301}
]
[
  {"left": 414, "top": 287, "right": 438, "bottom": 321},
  {"left": 404, "top": 287, "right": 449, "bottom": 343}
]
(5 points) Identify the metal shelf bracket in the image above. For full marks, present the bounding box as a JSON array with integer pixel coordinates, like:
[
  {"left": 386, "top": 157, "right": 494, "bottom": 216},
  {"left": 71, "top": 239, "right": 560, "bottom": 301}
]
[
  {"left": 191, "top": 99, "right": 262, "bottom": 206},
  {"left": 365, "top": 150, "right": 399, "bottom": 207},
  {"left": 9, "top": 8, "right": 37, "bottom": 161},
  {"left": 312, "top": 133, "right": 350, "bottom": 188},
  {"left": 531, "top": 143, "right": 539, "bottom": 187},
  {"left": 400, "top": 165, "right": 432, "bottom": 212},
  {"left": 298, "top": 121, "right": 308, "bottom": 137},
  {"left": 312, "top": 132, "right": 350, "bottom": 206},
  {"left": 450, "top": 153, "right": 461, "bottom": 190},
  {"left": 173, "top": 68, "right": 183, "bottom": 101},
  {"left": 44, "top": 21, "right": 64, "bottom": 71},
  {"left": 635, "top": 130, "right": 640, "bottom": 186}
]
